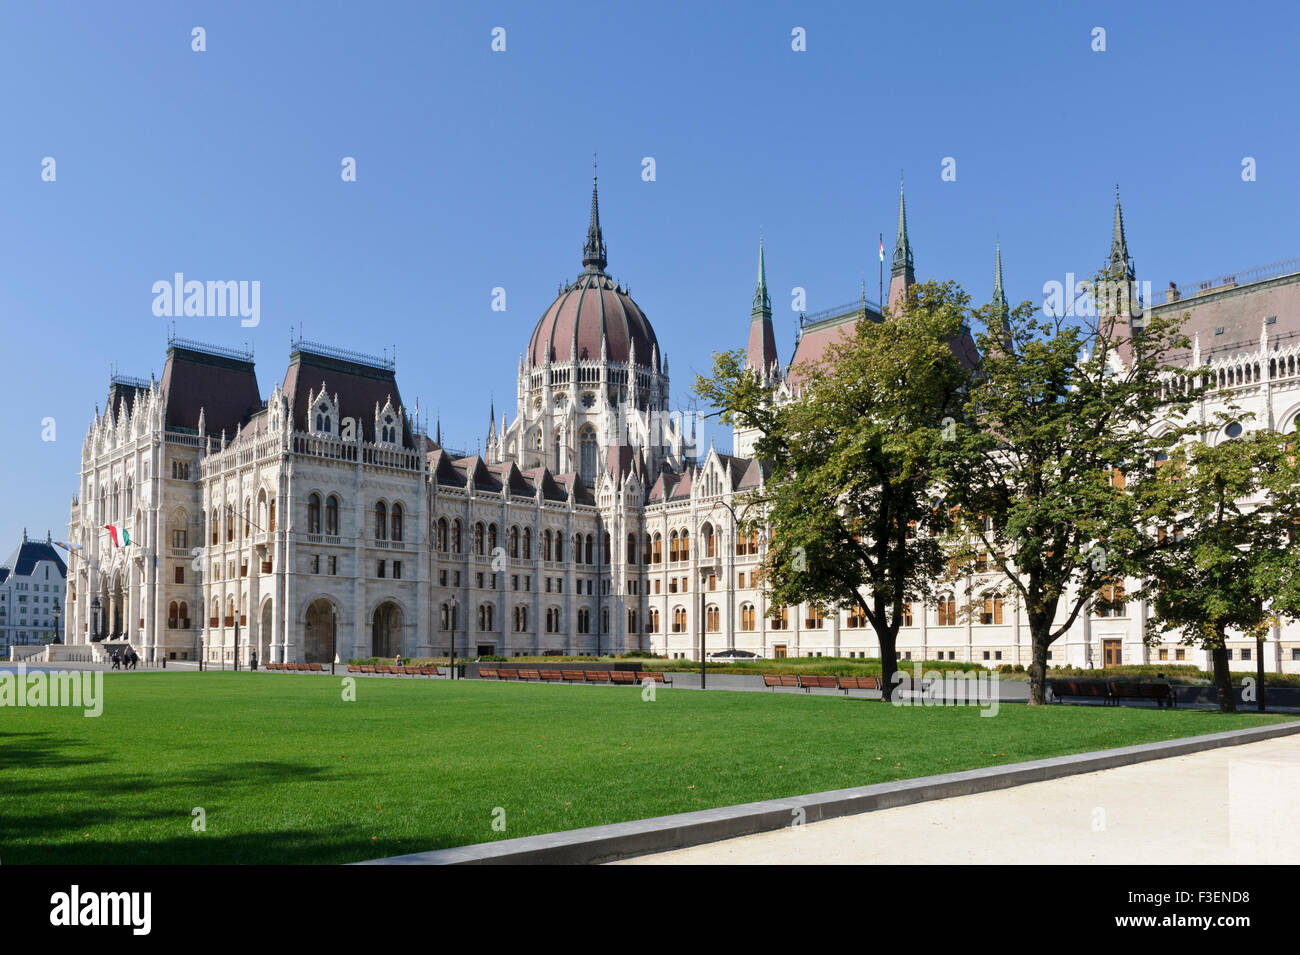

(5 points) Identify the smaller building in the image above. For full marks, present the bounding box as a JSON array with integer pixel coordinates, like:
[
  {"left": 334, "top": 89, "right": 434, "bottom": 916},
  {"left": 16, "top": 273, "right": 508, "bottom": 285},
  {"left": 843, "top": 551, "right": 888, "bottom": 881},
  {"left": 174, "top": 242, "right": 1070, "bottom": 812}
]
[{"left": 0, "top": 530, "right": 68, "bottom": 653}]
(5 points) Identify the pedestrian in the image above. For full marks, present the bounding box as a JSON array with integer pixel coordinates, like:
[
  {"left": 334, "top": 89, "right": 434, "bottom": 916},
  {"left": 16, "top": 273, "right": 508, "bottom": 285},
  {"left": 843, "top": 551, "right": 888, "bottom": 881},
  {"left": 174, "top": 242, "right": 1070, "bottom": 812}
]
[
  {"left": 111, "top": 650, "right": 121, "bottom": 671},
  {"left": 394, "top": 653, "right": 402, "bottom": 668}
]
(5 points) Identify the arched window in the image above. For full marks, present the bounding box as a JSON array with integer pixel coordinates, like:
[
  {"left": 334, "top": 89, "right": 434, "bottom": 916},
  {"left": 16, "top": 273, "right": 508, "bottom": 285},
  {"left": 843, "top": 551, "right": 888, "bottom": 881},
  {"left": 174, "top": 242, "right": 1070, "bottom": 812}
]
[
  {"left": 437, "top": 518, "right": 449, "bottom": 551},
  {"left": 937, "top": 594, "right": 957, "bottom": 627},
  {"left": 627, "top": 533, "right": 637, "bottom": 565},
  {"left": 680, "top": 529, "right": 690, "bottom": 560},
  {"left": 168, "top": 601, "right": 179, "bottom": 629},
  {"left": 509, "top": 526, "right": 519, "bottom": 558},
  {"left": 513, "top": 606, "right": 528, "bottom": 632},
  {"left": 226, "top": 505, "right": 234, "bottom": 541},
  {"left": 669, "top": 530, "right": 679, "bottom": 563},
  {"left": 478, "top": 604, "right": 494, "bottom": 632},
  {"left": 179, "top": 601, "right": 189, "bottom": 628},
  {"left": 740, "top": 603, "right": 755, "bottom": 631},
  {"left": 243, "top": 498, "right": 250, "bottom": 537},
  {"left": 452, "top": 519, "right": 462, "bottom": 553},
  {"left": 488, "top": 523, "right": 497, "bottom": 552},
  {"left": 602, "top": 533, "right": 610, "bottom": 564},
  {"left": 981, "top": 593, "right": 1004, "bottom": 625},
  {"left": 648, "top": 608, "right": 660, "bottom": 633},
  {"left": 706, "top": 605, "right": 720, "bottom": 632},
  {"left": 440, "top": 603, "right": 450, "bottom": 631},
  {"left": 374, "top": 501, "right": 387, "bottom": 541},
  {"left": 653, "top": 532, "right": 662, "bottom": 563},
  {"left": 805, "top": 605, "right": 824, "bottom": 629},
  {"left": 702, "top": 523, "right": 715, "bottom": 558},
  {"left": 475, "top": 522, "right": 485, "bottom": 556},
  {"left": 307, "top": 494, "right": 321, "bottom": 534},
  {"left": 523, "top": 526, "right": 532, "bottom": 559},
  {"left": 579, "top": 426, "right": 599, "bottom": 487},
  {"left": 391, "top": 503, "right": 404, "bottom": 542},
  {"left": 672, "top": 607, "right": 687, "bottom": 633},
  {"left": 543, "top": 529, "right": 553, "bottom": 561},
  {"left": 555, "top": 534, "right": 563, "bottom": 562},
  {"left": 269, "top": 500, "right": 276, "bottom": 533},
  {"left": 325, "top": 496, "right": 339, "bottom": 536},
  {"left": 585, "top": 534, "right": 593, "bottom": 565},
  {"left": 572, "top": 533, "right": 583, "bottom": 565}
]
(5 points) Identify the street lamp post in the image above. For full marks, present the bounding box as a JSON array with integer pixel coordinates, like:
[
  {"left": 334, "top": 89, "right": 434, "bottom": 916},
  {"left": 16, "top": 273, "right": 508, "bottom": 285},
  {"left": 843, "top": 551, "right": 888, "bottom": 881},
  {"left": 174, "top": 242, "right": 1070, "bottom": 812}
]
[
  {"left": 331, "top": 607, "right": 337, "bottom": 676},
  {"left": 91, "top": 596, "right": 102, "bottom": 643},
  {"left": 52, "top": 606, "right": 62, "bottom": 645},
  {"left": 448, "top": 596, "right": 457, "bottom": 680}
]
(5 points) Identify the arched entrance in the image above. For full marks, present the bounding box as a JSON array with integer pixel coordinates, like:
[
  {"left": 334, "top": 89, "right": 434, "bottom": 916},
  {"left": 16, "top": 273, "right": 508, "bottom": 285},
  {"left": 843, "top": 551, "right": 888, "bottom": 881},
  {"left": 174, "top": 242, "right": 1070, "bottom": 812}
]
[
  {"left": 372, "top": 601, "right": 403, "bottom": 658},
  {"left": 110, "top": 574, "right": 124, "bottom": 637},
  {"left": 260, "top": 598, "right": 273, "bottom": 664},
  {"left": 304, "top": 598, "right": 337, "bottom": 664}
]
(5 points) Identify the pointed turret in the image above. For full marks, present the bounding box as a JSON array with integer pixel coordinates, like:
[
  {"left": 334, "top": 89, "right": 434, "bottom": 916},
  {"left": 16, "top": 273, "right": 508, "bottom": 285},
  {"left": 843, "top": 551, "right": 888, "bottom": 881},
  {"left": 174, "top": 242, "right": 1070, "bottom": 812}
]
[
  {"left": 582, "top": 156, "right": 608, "bottom": 272},
  {"left": 887, "top": 176, "right": 915, "bottom": 312},
  {"left": 744, "top": 236, "right": 780, "bottom": 380}
]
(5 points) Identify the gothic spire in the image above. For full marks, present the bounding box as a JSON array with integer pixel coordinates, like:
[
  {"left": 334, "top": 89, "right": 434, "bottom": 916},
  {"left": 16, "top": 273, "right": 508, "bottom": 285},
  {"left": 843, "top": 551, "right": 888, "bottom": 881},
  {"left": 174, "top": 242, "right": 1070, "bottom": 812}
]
[
  {"left": 993, "top": 241, "right": 1008, "bottom": 314},
  {"left": 582, "top": 155, "right": 608, "bottom": 272},
  {"left": 891, "top": 175, "right": 914, "bottom": 278},
  {"left": 752, "top": 235, "right": 771, "bottom": 320},
  {"left": 1109, "top": 186, "right": 1133, "bottom": 280}
]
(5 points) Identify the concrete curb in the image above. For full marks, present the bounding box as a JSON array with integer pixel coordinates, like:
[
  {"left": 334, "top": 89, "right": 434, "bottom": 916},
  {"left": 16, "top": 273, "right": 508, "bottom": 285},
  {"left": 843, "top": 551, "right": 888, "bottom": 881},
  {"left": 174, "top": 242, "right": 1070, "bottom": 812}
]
[{"left": 355, "top": 718, "right": 1300, "bottom": 866}]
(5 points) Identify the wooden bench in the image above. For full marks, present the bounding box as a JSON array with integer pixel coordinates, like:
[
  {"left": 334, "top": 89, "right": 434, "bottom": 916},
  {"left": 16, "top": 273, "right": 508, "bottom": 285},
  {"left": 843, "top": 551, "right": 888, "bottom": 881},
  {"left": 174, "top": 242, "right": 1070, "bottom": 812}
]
[
  {"left": 480, "top": 668, "right": 499, "bottom": 679},
  {"left": 540, "top": 670, "right": 563, "bottom": 681},
  {"left": 763, "top": 674, "right": 801, "bottom": 690},
  {"left": 517, "top": 669, "right": 541, "bottom": 681},
  {"left": 799, "top": 675, "right": 839, "bottom": 692},
  {"left": 420, "top": 666, "right": 441, "bottom": 676},
  {"left": 563, "top": 670, "right": 586, "bottom": 682},
  {"left": 640, "top": 671, "right": 672, "bottom": 685},
  {"left": 584, "top": 670, "right": 610, "bottom": 682},
  {"left": 347, "top": 664, "right": 360, "bottom": 673},
  {"left": 838, "top": 676, "right": 883, "bottom": 693},
  {"left": 1049, "top": 679, "right": 1112, "bottom": 704},
  {"left": 1109, "top": 681, "right": 1176, "bottom": 708},
  {"left": 609, "top": 670, "right": 637, "bottom": 685},
  {"left": 309, "top": 663, "right": 323, "bottom": 672},
  {"left": 360, "top": 665, "right": 375, "bottom": 674},
  {"left": 499, "top": 668, "right": 520, "bottom": 680}
]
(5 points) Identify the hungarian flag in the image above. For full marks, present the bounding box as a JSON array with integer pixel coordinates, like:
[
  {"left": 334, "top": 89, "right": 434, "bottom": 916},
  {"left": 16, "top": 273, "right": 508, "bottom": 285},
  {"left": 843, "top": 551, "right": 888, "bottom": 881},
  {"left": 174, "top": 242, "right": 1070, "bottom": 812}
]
[
  {"left": 104, "top": 525, "right": 131, "bottom": 547},
  {"left": 879, "top": 237, "right": 885, "bottom": 262}
]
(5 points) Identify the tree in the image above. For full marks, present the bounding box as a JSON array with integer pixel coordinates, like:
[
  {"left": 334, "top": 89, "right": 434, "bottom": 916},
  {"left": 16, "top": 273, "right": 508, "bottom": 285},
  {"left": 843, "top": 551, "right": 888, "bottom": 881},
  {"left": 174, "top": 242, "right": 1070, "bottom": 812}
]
[
  {"left": 1132, "top": 422, "right": 1300, "bottom": 712},
  {"left": 939, "top": 279, "right": 1203, "bottom": 704},
  {"left": 696, "top": 281, "right": 970, "bottom": 699}
]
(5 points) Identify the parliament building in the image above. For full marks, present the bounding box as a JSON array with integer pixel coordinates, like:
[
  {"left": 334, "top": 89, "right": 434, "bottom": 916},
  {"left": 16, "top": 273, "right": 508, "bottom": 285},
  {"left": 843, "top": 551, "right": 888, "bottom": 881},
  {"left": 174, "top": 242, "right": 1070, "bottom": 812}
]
[{"left": 63, "top": 178, "right": 1300, "bottom": 673}]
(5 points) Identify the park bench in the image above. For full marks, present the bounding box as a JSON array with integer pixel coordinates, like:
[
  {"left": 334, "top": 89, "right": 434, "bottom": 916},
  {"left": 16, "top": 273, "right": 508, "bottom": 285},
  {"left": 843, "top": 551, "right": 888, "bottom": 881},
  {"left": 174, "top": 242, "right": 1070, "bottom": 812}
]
[
  {"left": 309, "top": 663, "right": 323, "bottom": 671},
  {"left": 499, "top": 668, "right": 519, "bottom": 680},
  {"left": 563, "top": 670, "right": 586, "bottom": 682},
  {"left": 518, "top": 669, "right": 541, "bottom": 681},
  {"left": 540, "top": 669, "right": 563, "bottom": 681},
  {"left": 347, "top": 664, "right": 360, "bottom": 673},
  {"left": 402, "top": 666, "right": 421, "bottom": 676},
  {"left": 799, "top": 675, "right": 839, "bottom": 692},
  {"left": 609, "top": 670, "right": 637, "bottom": 685},
  {"left": 1109, "top": 681, "right": 1176, "bottom": 708},
  {"left": 480, "top": 667, "right": 499, "bottom": 679},
  {"left": 1048, "top": 679, "right": 1112, "bottom": 704},
  {"left": 838, "top": 676, "right": 883, "bottom": 693},
  {"left": 763, "top": 674, "right": 801, "bottom": 690},
  {"left": 360, "top": 665, "right": 375, "bottom": 673},
  {"left": 420, "top": 666, "right": 440, "bottom": 676},
  {"left": 584, "top": 670, "right": 610, "bottom": 682},
  {"left": 640, "top": 671, "right": 672, "bottom": 685}
]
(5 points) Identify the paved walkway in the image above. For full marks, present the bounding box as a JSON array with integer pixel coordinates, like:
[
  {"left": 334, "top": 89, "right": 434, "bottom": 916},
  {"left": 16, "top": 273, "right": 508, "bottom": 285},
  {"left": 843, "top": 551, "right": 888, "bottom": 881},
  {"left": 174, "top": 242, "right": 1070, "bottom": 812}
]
[{"left": 618, "top": 734, "right": 1300, "bottom": 865}]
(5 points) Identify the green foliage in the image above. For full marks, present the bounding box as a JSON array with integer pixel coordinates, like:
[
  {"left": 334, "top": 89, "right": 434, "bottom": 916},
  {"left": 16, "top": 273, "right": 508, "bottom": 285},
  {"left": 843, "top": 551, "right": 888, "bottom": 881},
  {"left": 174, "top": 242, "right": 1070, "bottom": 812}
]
[
  {"left": 939, "top": 281, "right": 1204, "bottom": 703},
  {"left": 695, "top": 281, "right": 971, "bottom": 697}
]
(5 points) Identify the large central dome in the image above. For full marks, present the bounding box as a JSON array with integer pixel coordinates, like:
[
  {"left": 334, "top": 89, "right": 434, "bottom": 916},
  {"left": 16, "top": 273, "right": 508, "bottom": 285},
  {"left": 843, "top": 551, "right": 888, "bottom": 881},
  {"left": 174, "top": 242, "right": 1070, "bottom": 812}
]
[{"left": 527, "top": 175, "right": 660, "bottom": 371}]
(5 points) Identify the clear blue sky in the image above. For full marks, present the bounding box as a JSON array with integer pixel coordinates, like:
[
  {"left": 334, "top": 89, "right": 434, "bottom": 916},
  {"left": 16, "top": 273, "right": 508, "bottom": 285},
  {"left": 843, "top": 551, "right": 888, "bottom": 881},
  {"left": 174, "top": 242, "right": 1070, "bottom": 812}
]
[{"left": 2, "top": 0, "right": 1297, "bottom": 552}]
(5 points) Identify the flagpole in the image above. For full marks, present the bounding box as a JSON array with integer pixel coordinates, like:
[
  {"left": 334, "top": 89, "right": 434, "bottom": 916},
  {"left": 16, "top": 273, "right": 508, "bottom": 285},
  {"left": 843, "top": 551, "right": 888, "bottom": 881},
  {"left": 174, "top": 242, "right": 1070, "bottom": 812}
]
[{"left": 879, "top": 232, "right": 883, "bottom": 312}]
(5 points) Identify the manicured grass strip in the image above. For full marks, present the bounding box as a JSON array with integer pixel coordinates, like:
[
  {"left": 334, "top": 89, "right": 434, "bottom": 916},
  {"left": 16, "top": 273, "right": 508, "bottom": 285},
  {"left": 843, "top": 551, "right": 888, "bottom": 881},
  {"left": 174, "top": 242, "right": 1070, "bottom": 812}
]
[{"left": 0, "top": 673, "right": 1290, "bottom": 865}]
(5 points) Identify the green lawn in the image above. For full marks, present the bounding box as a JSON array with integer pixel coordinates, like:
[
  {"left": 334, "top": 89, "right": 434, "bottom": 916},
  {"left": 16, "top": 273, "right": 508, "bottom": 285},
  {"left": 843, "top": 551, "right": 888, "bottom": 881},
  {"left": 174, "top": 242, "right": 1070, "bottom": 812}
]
[{"left": 1, "top": 672, "right": 1291, "bottom": 865}]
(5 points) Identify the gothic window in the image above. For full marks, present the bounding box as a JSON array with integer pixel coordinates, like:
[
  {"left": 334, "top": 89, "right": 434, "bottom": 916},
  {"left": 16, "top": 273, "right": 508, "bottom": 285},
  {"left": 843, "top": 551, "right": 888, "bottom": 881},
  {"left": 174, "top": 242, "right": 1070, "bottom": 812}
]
[
  {"left": 487, "top": 523, "right": 496, "bottom": 552},
  {"left": 307, "top": 494, "right": 321, "bottom": 534},
  {"left": 478, "top": 604, "right": 494, "bottom": 632},
  {"left": 543, "top": 529, "right": 553, "bottom": 561},
  {"left": 509, "top": 526, "right": 519, "bottom": 558},
  {"left": 391, "top": 503, "right": 404, "bottom": 542},
  {"left": 627, "top": 533, "right": 637, "bottom": 565},
  {"left": 581, "top": 392, "right": 596, "bottom": 409},
  {"left": 740, "top": 603, "right": 755, "bottom": 631},
  {"left": 671, "top": 606, "right": 686, "bottom": 633},
  {"left": 706, "top": 605, "right": 720, "bottom": 632},
  {"left": 584, "top": 534, "right": 593, "bottom": 565},
  {"left": 573, "top": 533, "right": 583, "bottom": 565},
  {"left": 437, "top": 518, "right": 448, "bottom": 551},
  {"left": 522, "top": 526, "right": 531, "bottom": 559},
  {"left": 937, "top": 594, "right": 957, "bottom": 627},
  {"left": 554, "top": 534, "right": 563, "bottom": 562},
  {"left": 326, "top": 496, "right": 340, "bottom": 536},
  {"left": 579, "top": 426, "right": 599, "bottom": 486},
  {"left": 648, "top": 608, "right": 659, "bottom": 633},
  {"left": 375, "top": 501, "right": 387, "bottom": 541},
  {"left": 452, "top": 519, "right": 462, "bottom": 553}
]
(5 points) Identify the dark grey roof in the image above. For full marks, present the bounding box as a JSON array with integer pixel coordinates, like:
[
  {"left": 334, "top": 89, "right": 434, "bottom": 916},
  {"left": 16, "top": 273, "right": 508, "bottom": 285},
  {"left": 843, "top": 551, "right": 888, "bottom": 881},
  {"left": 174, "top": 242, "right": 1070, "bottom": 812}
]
[{"left": 1, "top": 539, "right": 67, "bottom": 577}]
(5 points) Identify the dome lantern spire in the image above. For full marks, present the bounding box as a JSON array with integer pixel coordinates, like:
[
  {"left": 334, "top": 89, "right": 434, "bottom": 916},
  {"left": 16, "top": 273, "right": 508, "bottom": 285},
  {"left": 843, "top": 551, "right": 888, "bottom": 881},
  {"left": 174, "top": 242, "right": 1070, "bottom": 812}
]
[{"left": 582, "top": 154, "right": 608, "bottom": 272}]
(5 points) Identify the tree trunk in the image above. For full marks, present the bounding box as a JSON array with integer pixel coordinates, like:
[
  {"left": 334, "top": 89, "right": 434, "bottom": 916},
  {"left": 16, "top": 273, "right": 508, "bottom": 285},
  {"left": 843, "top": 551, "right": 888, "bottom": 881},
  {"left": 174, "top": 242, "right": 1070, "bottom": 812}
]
[
  {"left": 1028, "top": 624, "right": 1052, "bottom": 705},
  {"left": 879, "top": 634, "right": 898, "bottom": 703},
  {"left": 1210, "top": 640, "right": 1236, "bottom": 714}
]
